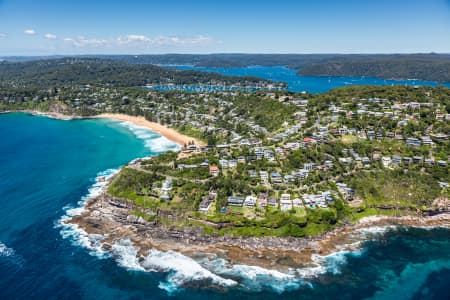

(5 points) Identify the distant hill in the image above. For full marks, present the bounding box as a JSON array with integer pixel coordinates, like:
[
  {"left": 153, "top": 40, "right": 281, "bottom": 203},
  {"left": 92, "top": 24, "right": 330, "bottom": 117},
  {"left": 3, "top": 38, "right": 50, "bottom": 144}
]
[
  {"left": 97, "top": 53, "right": 450, "bottom": 83},
  {"left": 91, "top": 54, "right": 335, "bottom": 69},
  {"left": 0, "top": 58, "right": 272, "bottom": 87},
  {"left": 298, "top": 54, "right": 450, "bottom": 83},
  {"left": 2, "top": 54, "right": 450, "bottom": 83}
]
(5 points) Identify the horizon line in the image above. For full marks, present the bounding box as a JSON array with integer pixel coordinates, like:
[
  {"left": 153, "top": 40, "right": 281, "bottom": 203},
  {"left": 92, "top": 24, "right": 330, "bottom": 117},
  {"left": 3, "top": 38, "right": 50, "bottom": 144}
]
[{"left": 1, "top": 52, "right": 450, "bottom": 58}]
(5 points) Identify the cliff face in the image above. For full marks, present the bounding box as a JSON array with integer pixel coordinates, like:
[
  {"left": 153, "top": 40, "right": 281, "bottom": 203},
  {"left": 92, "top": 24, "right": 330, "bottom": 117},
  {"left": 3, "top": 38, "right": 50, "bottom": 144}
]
[{"left": 68, "top": 185, "right": 450, "bottom": 272}]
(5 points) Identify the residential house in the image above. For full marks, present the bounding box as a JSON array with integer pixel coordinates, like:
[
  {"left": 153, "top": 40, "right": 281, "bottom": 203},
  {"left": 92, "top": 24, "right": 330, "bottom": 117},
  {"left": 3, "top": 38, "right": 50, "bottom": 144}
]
[
  {"left": 382, "top": 157, "right": 392, "bottom": 168},
  {"left": 270, "top": 172, "right": 283, "bottom": 184},
  {"left": 248, "top": 170, "right": 257, "bottom": 178},
  {"left": 268, "top": 196, "right": 278, "bottom": 207},
  {"left": 280, "top": 194, "right": 292, "bottom": 211},
  {"left": 219, "top": 159, "right": 229, "bottom": 169},
  {"left": 244, "top": 196, "right": 257, "bottom": 207},
  {"left": 199, "top": 192, "right": 217, "bottom": 212},
  {"left": 258, "top": 193, "right": 268, "bottom": 207},
  {"left": 260, "top": 171, "right": 269, "bottom": 183},
  {"left": 304, "top": 162, "right": 316, "bottom": 171},
  {"left": 425, "top": 158, "right": 435, "bottom": 165},
  {"left": 406, "top": 138, "right": 421, "bottom": 147},
  {"left": 292, "top": 198, "right": 303, "bottom": 208},
  {"left": 437, "top": 160, "right": 448, "bottom": 167},
  {"left": 228, "top": 159, "right": 238, "bottom": 168},
  {"left": 161, "top": 178, "right": 172, "bottom": 192},
  {"left": 392, "top": 155, "right": 402, "bottom": 165},
  {"left": 412, "top": 156, "right": 423, "bottom": 164},
  {"left": 209, "top": 165, "right": 219, "bottom": 177},
  {"left": 227, "top": 196, "right": 244, "bottom": 206}
]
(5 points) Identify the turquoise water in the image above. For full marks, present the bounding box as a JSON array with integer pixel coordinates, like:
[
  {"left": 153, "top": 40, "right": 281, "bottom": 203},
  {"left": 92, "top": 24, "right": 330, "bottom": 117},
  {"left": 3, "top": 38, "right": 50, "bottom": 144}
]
[
  {"left": 161, "top": 65, "right": 450, "bottom": 93},
  {"left": 0, "top": 113, "right": 449, "bottom": 300}
]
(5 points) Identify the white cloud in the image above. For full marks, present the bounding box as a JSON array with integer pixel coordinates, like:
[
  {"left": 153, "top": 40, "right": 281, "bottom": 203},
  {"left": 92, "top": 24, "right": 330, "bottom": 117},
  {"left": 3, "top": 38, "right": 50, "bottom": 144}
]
[
  {"left": 0, "top": 32, "right": 6, "bottom": 38},
  {"left": 24, "top": 29, "right": 36, "bottom": 35},
  {"left": 115, "top": 34, "right": 219, "bottom": 47},
  {"left": 153, "top": 35, "right": 217, "bottom": 46},
  {"left": 117, "top": 34, "right": 150, "bottom": 45},
  {"left": 64, "top": 36, "right": 108, "bottom": 47},
  {"left": 44, "top": 33, "right": 57, "bottom": 40},
  {"left": 61, "top": 34, "right": 220, "bottom": 52}
]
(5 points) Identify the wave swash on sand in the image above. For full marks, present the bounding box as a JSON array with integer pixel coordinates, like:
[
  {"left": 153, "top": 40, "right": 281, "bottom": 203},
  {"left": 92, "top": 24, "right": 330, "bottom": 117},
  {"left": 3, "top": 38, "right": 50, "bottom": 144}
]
[{"left": 55, "top": 120, "right": 448, "bottom": 295}]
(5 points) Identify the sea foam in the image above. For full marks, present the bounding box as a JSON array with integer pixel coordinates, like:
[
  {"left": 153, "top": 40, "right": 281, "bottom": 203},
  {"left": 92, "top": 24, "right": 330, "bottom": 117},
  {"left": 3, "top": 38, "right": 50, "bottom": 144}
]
[
  {"left": 57, "top": 168, "right": 120, "bottom": 259},
  {"left": 141, "top": 248, "right": 238, "bottom": 294},
  {"left": 202, "top": 257, "right": 303, "bottom": 293},
  {"left": 118, "top": 121, "right": 180, "bottom": 153},
  {"left": 55, "top": 142, "right": 380, "bottom": 294},
  {"left": 0, "top": 242, "right": 15, "bottom": 257}
]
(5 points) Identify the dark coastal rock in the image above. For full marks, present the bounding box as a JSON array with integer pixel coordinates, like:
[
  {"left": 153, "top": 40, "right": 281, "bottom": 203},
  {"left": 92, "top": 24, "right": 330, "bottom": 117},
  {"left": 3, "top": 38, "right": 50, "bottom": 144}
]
[
  {"left": 126, "top": 215, "right": 149, "bottom": 225},
  {"left": 108, "top": 197, "right": 134, "bottom": 209},
  {"left": 72, "top": 190, "right": 450, "bottom": 272},
  {"left": 101, "top": 243, "right": 112, "bottom": 252}
]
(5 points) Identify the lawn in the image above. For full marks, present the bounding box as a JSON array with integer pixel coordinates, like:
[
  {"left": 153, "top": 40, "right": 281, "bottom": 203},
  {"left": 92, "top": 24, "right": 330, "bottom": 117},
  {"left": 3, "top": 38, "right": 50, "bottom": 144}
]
[{"left": 341, "top": 134, "right": 358, "bottom": 144}]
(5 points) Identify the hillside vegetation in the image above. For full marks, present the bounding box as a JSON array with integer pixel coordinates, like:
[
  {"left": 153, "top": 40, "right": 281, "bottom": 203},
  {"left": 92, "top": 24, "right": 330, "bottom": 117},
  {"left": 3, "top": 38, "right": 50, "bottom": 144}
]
[{"left": 0, "top": 58, "right": 272, "bottom": 88}]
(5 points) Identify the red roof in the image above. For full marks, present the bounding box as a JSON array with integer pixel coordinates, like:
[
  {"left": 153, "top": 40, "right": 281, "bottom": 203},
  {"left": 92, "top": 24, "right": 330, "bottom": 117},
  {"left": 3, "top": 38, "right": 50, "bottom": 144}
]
[
  {"left": 209, "top": 165, "right": 219, "bottom": 171},
  {"left": 303, "top": 137, "right": 316, "bottom": 143}
]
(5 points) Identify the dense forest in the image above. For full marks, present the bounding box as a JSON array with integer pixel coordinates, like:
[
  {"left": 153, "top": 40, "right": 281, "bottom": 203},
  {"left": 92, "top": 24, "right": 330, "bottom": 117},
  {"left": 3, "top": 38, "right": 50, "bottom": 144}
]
[
  {"left": 0, "top": 58, "right": 272, "bottom": 88},
  {"left": 299, "top": 54, "right": 450, "bottom": 83},
  {"left": 3, "top": 54, "right": 450, "bottom": 83},
  {"left": 95, "top": 53, "right": 450, "bottom": 83}
]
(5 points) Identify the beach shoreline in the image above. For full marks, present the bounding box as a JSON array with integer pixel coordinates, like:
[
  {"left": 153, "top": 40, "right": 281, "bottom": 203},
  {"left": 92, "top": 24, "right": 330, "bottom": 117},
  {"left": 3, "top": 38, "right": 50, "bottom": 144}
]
[
  {"left": 95, "top": 113, "right": 206, "bottom": 147},
  {"left": 6, "top": 108, "right": 450, "bottom": 277},
  {"left": 1, "top": 110, "right": 205, "bottom": 147}
]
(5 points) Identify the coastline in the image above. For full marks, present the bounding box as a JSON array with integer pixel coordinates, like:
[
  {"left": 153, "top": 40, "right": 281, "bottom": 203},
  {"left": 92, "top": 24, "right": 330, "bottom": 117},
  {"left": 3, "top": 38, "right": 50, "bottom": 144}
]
[
  {"left": 5, "top": 108, "right": 450, "bottom": 286},
  {"left": 95, "top": 113, "right": 206, "bottom": 147},
  {"left": 1, "top": 110, "right": 205, "bottom": 147},
  {"left": 0, "top": 109, "right": 83, "bottom": 121},
  {"left": 66, "top": 171, "right": 450, "bottom": 274}
]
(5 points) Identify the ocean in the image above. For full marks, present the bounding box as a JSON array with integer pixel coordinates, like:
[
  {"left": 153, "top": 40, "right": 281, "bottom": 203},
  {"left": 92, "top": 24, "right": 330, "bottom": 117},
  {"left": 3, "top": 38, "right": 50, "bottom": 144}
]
[
  {"left": 160, "top": 65, "right": 450, "bottom": 93},
  {"left": 0, "top": 113, "right": 449, "bottom": 300}
]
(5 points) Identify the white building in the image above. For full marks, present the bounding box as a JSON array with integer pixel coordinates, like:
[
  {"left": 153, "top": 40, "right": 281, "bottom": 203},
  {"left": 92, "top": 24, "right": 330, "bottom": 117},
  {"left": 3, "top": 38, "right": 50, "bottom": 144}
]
[
  {"left": 244, "top": 196, "right": 257, "bottom": 207},
  {"left": 280, "top": 194, "right": 292, "bottom": 211}
]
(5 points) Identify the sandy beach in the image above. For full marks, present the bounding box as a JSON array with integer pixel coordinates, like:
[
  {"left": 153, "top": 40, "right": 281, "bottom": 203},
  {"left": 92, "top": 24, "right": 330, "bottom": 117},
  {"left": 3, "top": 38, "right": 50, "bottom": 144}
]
[
  {"left": 2, "top": 110, "right": 205, "bottom": 148},
  {"left": 97, "top": 113, "right": 206, "bottom": 147}
]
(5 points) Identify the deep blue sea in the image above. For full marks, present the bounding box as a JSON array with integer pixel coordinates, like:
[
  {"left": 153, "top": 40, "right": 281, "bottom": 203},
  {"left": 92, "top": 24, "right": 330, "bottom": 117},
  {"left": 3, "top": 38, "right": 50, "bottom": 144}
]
[
  {"left": 1, "top": 113, "right": 449, "bottom": 300},
  {"left": 161, "top": 65, "right": 450, "bottom": 93}
]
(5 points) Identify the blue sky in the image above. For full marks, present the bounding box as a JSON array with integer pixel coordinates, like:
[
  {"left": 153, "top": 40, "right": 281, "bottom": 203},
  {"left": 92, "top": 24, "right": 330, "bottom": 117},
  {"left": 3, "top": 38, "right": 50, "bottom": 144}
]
[{"left": 0, "top": 0, "right": 449, "bottom": 55}]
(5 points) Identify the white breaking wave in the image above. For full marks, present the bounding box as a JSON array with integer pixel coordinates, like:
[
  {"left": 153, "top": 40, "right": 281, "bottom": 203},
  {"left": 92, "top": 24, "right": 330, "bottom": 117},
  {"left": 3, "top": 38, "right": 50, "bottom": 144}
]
[
  {"left": 111, "top": 239, "right": 145, "bottom": 271},
  {"left": 140, "top": 248, "right": 237, "bottom": 294},
  {"left": 201, "top": 257, "right": 303, "bottom": 293},
  {"left": 0, "top": 241, "right": 15, "bottom": 257},
  {"left": 57, "top": 168, "right": 120, "bottom": 259},
  {"left": 355, "top": 225, "right": 397, "bottom": 236},
  {"left": 118, "top": 121, "right": 180, "bottom": 153},
  {"left": 145, "top": 136, "right": 180, "bottom": 153},
  {"left": 56, "top": 166, "right": 385, "bottom": 294}
]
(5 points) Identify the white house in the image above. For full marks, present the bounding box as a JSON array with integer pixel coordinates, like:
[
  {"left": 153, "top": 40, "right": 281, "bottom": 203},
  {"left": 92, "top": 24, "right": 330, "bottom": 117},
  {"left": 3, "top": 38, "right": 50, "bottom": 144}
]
[{"left": 280, "top": 194, "right": 292, "bottom": 211}]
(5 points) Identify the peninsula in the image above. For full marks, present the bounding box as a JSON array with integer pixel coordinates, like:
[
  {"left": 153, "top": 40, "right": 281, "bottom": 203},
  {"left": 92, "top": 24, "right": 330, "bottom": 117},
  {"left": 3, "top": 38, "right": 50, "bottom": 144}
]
[{"left": 1, "top": 58, "right": 449, "bottom": 272}]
